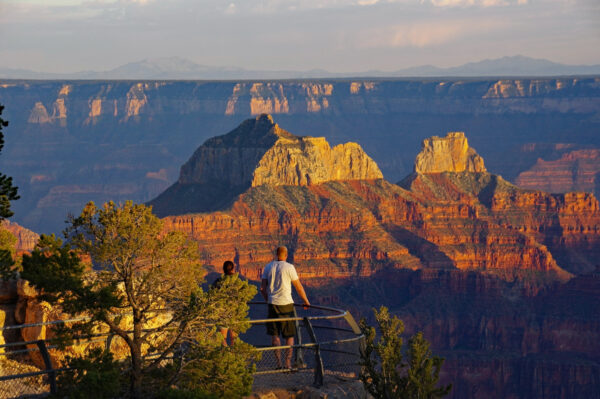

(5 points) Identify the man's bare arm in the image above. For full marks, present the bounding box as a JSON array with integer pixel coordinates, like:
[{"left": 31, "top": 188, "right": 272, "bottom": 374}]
[
  {"left": 260, "top": 279, "right": 269, "bottom": 301},
  {"left": 291, "top": 279, "right": 310, "bottom": 307}
]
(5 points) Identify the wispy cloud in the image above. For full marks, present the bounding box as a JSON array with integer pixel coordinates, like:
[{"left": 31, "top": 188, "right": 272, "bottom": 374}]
[
  {"left": 425, "top": 0, "right": 527, "bottom": 6},
  {"left": 0, "top": 0, "right": 597, "bottom": 72},
  {"left": 356, "top": 19, "right": 507, "bottom": 48}
]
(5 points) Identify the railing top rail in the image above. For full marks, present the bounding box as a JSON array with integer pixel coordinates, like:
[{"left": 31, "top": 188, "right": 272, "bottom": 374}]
[
  {"left": 247, "top": 301, "right": 348, "bottom": 324},
  {"left": 0, "top": 302, "right": 351, "bottom": 332},
  {"left": 0, "top": 316, "right": 91, "bottom": 331}
]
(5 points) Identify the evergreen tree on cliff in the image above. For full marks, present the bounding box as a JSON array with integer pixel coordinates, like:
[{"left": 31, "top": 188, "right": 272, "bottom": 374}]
[
  {"left": 22, "top": 201, "right": 257, "bottom": 398},
  {"left": 0, "top": 104, "right": 20, "bottom": 281},
  {"left": 360, "top": 306, "right": 451, "bottom": 399},
  {"left": 0, "top": 104, "right": 19, "bottom": 220}
]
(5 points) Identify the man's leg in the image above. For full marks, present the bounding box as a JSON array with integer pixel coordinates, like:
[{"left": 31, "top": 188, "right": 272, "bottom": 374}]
[
  {"left": 219, "top": 328, "right": 229, "bottom": 346},
  {"left": 229, "top": 330, "right": 238, "bottom": 346},
  {"left": 272, "top": 335, "right": 282, "bottom": 368},
  {"left": 285, "top": 336, "right": 294, "bottom": 369}
]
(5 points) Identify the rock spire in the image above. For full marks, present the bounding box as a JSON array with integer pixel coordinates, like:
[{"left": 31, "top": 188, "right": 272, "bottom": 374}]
[
  {"left": 150, "top": 114, "right": 382, "bottom": 216},
  {"left": 414, "top": 132, "right": 486, "bottom": 174},
  {"left": 179, "top": 114, "right": 382, "bottom": 188}
]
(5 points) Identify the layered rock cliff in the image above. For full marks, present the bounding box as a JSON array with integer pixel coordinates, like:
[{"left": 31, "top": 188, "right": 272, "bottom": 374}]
[
  {"left": 0, "top": 220, "right": 39, "bottom": 253},
  {"left": 150, "top": 114, "right": 382, "bottom": 216},
  {"left": 179, "top": 114, "right": 382, "bottom": 187},
  {"left": 152, "top": 121, "right": 600, "bottom": 396},
  {"left": 414, "top": 132, "right": 486, "bottom": 174},
  {"left": 154, "top": 119, "right": 600, "bottom": 281},
  {"left": 1, "top": 78, "right": 600, "bottom": 233},
  {"left": 515, "top": 148, "right": 600, "bottom": 196}
]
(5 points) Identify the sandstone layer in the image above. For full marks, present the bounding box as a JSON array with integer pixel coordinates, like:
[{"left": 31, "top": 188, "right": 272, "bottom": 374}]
[
  {"left": 2, "top": 78, "right": 600, "bottom": 233},
  {"left": 150, "top": 114, "right": 382, "bottom": 216},
  {"left": 155, "top": 122, "right": 600, "bottom": 396},
  {"left": 159, "top": 123, "right": 599, "bottom": 280},
  {"left": 414, "top": 132, "right": 486, "bottom": 174},
  {"left": 515, "top": 148, "right": 600, "bottom": 196},
  {"left": 179, "top": 114, "right": 381, "bottom": 187},
  {"left": 0, "top": 220, "right": 39, "bottom": 253}
]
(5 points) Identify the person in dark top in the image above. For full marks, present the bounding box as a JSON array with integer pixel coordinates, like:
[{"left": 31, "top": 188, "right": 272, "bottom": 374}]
[{"left": 212, "top": 260, "right": 237, "bottom": 346}]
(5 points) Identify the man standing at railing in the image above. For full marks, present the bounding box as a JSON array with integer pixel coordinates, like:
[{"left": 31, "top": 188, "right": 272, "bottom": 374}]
[{"left": 261, "top": 246, "right": 310, "bottom": 370}]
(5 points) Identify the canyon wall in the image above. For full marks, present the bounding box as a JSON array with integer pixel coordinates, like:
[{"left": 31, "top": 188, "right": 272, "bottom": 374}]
[
  {"left": 1, "top": 78, "right": 599, "bottom": 233},
  {"left": 150, "top": 114, "right": 382, "bottom": 216},
  {"left": 153, "top": 120, "right": 600, "bottom": 397},
  {"left": 158, "top": 122, "right": 598, "bottom": 281},
  {"left": 516, "top": 148, "right": 600, "bottom": 197}
]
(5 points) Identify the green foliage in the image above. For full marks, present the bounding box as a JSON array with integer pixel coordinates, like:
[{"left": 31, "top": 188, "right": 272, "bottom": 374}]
[
  {"left": 0, "top": 228, "right": 17, "bottom": 280},
  {"left": 359, "top": 306, "right": 451, "bottom": 399},
  {"left": 21, "top": 201, "right": 258, "bottom": 399},
  {"left": 175, "top": 336, "right": 260, "bottom": 398},
  {"left": 0, "top": 104, "right": 19, "bottom": 220},
  {"left": 164, "top": 274, "right": 259, "bottom": 398},
  {"left": 51, "top": 348, "right": 124, "bottom": 399}
]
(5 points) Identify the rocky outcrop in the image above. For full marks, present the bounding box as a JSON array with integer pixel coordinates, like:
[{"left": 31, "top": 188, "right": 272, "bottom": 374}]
[
  {"left": 414, "top": 132, "right": 486, "bottom": 174},
  {"left": 150, "top": 114, "right": 382, "bottom": 216},
  {"left": 0, "top": 279, "right": 168, "bottom": 368},
  {"left": 401, "top": 172, "right": 600, "bottom": 275},
  {"left": 1, "top": 220, "right": 39, "bottom": 252},
  {"left": 157, "top": 125, "right": 600, "bottom": 281},
  {"left": 515, "top": 148, "right": 600, "bottom": 196},
  {"left": 179, "top": 114, "right": 381, "bottom": 187}
]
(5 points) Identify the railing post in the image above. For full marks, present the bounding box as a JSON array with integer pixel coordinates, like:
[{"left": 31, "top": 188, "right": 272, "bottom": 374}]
[
  {"left": 343, "top": 311, "right": 366, "bottom": 357},
  {"left": 36, "top": 340, "right": 57, "bottom": 394},
  {"left": 293, "top": 306, "right": 305, "bottom": 368},
  {"left": 303, "top": 317, "right": 324, "bottom": 388}
]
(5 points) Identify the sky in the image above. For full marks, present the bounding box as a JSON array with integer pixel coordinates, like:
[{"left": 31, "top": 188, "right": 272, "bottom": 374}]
[{"left": 1, "top": 0, "right": 599, "bottom": 73}]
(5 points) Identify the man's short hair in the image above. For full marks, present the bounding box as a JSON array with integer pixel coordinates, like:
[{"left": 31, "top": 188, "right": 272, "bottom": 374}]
[
  {"left": 223, "top": 260, "right": 235, "bottom": 275},
  {"left": 276, "top": 246, "right": 287, "bottom": 259}
]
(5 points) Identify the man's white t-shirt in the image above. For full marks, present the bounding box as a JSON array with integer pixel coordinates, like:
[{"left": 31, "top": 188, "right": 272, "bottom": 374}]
[{"left": 261, "top": 260, "right": 299, "bottom": 305}]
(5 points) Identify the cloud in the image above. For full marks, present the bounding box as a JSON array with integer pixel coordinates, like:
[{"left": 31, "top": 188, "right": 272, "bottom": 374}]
[
  {"left": 224, "top": 2, "right": 237, "bottom": 14},
  {"left": 425, "top": 0, "right": 527, "bottom": 6},
  {"left": 356, "top": 19, "right": 507, "bottom": 48}
]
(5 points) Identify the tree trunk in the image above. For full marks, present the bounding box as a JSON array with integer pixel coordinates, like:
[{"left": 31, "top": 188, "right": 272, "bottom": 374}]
[{"left": 130, "top": 312, "right": 143, "bottom": 399}]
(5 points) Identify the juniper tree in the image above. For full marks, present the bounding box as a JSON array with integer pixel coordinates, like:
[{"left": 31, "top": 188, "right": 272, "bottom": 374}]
[
  {"left": 0, "top": 104, "right": 19, "bottom": 220},
  {"left": 359, "top": 306, "right": 451, "bottom": 399},
  {"left": 22, "top": 201, "right": 257, "bottom": 398},
  {"left": 0, "top": 104, "right": 19, "bottom": 281}
]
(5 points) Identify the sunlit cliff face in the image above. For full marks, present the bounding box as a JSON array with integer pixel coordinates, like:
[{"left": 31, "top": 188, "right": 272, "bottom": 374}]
[
  {"left": 414, "top": 132, "right": 487, "bottom": 174},
  {"left": 4, "top": 78, "right": 600, "bottom": 234},
  {"left": 153, "top": 115, "right": 600, "bottom": 284}
]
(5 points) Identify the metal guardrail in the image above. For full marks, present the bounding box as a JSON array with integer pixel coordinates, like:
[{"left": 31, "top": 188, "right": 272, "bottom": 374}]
[{"left": 0, "top": 302, "right": 364, "bottom": 398}]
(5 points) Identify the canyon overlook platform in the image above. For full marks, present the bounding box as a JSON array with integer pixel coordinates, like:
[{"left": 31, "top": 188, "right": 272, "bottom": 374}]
[{"left": 0, "top": 302, "right": 364, "bottom": 398}]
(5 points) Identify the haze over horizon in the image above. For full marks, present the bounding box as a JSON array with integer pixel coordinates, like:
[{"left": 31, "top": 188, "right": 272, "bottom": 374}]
[{"left": 1, "top": 0, "right": 599, "bottom": 74}]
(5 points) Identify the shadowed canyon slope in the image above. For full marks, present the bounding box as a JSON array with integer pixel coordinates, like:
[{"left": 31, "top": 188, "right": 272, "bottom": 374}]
[
  {"left": 152, "top": 119, "right": 600, "bottom": 398},
  {"left": 1, "top": 78, "right": 600, "bottom": 233}
]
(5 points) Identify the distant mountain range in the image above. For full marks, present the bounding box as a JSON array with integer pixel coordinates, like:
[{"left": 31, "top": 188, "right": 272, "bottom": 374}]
[{"left": 2, "top": 55, "right": 600, "bottom": 80}]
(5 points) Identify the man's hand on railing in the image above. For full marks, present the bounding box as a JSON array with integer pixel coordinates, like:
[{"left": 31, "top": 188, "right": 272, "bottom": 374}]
[{"left": 291, "top": 279, "right": 310, "bottom": 310}]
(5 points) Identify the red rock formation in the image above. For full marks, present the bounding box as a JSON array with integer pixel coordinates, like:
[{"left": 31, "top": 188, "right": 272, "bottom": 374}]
[
  {"left": 156, "top": 124, "right": 600, "bottom": 397},
  {"left": 158, "top": 121, "right": 600, "bottom": 282},
  {"left": 515, "top": 148, "right": 600, "bottom": 196},
  {"left": 1, "top": 220, "right": 39, "bottom": 253}
]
